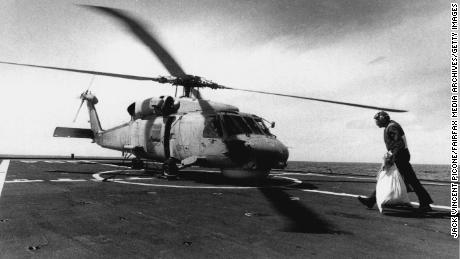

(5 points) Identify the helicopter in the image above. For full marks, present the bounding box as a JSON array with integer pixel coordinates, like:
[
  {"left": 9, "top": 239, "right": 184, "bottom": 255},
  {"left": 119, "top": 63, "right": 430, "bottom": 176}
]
[{"left": 0, "top": 5, "right": 407, "bottom": 180}]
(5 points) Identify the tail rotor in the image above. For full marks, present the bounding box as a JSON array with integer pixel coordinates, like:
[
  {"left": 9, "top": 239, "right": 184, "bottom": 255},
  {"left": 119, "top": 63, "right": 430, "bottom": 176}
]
[
  {"left": 73, "top": 76, "right": 96, "bottom": 123},
  {"left": 73, "top": 90, "right": 89, "bottom": 122},
  {"left": 73, "top": 99, "right": 85, "bottom": 123}
]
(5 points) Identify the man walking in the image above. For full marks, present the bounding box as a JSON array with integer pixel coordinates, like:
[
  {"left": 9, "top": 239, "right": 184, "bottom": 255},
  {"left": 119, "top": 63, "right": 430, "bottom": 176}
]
[{"left": 358, "top": 111, "right": 433, "bottom": 212}]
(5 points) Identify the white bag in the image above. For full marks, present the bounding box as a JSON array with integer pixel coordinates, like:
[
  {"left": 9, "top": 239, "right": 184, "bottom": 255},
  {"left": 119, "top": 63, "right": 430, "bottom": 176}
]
[{"left": 376, "top": 165, "right": 411, "bottom": 213}]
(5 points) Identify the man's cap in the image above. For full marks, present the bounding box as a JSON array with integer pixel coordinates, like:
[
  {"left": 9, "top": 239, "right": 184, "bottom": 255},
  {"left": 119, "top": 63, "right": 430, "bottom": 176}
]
[{"left": 374, "top": 111, "right": 390, "bottom": 120}]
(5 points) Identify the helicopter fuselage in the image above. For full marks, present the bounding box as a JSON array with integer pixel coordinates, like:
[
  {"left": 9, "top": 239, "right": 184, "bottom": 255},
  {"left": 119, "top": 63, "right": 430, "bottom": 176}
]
[{"left": 87, "top": 96, "right": 289, "bottom": 179}]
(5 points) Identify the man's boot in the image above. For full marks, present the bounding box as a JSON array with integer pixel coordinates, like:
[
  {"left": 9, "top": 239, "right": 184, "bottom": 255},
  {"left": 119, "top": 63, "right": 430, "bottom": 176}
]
[{"left": 358, "top": 196, "right": 376, "bottom": 209}]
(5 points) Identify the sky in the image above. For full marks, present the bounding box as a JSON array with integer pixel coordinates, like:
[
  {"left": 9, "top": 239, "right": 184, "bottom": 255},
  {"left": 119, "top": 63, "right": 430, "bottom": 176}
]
[{"left": 0, "top": 0, "right": 450, "bottom": 164}]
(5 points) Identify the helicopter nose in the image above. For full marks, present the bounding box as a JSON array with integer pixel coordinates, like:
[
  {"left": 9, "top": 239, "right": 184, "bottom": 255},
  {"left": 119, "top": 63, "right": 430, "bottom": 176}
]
[
  {"left": 225, "top": 136, "right": 289, "bottom": 169},
  {"left": 244, "top": 137, "right": 289, "bottom": 168}
]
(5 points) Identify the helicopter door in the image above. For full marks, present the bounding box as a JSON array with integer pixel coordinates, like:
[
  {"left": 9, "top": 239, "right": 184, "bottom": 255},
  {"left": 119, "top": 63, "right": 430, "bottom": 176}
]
[
  {"left": 177, "top": 114, "right": 203, "bottom": 158},
  {"left": 147, "top": 117, "right": 165, "bottom": 160}
]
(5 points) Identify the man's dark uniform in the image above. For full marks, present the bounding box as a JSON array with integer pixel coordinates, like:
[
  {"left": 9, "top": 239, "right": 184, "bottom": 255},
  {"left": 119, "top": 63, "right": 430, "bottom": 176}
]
[
  {"left": 360, "top": 115, "right": 433, "bottom": 210},
  {"left": 384, "top": 120, "right": 433, "bottom": 206}
]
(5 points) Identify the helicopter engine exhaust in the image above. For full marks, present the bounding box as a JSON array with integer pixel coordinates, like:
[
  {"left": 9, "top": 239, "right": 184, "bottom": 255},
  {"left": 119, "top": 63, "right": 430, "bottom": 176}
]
[{"left": 127, "top": 95, "right": 180, "bottom": 119}]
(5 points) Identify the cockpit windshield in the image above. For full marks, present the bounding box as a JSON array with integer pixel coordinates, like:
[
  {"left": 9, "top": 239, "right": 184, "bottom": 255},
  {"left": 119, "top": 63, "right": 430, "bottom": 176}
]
[
  {"left": 253, "top": 117, "right": 272, "bottom": 135},
  {"left": 221, "top": 114, "right": 271, "bottom": 136},
  {"left": 242, "top": 117, "right": 263, "bottom": 135}
]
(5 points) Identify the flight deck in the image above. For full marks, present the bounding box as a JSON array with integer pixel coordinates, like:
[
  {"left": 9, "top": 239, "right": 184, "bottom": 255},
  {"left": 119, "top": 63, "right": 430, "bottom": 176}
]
[{"left": 0, "top": 160, "right": 456, "bottom": 258}]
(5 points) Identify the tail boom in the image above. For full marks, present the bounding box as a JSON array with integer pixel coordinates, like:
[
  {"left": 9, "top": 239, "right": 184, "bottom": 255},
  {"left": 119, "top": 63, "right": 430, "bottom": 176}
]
[{"left": 82, "top": 92, "right": 102, "bottom": 134}]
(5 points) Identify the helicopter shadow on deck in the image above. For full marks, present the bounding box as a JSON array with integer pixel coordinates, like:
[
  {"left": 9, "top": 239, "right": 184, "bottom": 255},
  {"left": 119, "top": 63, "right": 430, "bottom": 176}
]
[
  {"left": 45, "top": 166, "right": 348, "bottom": 234},
  {"left": 177, "top": 170, "right": 348, "bottom": 234},
  {"left": 66, "top": 167, "right": 343, "bottom": 234},
  {"left": 259, "top": 187, "right": 349, "bottom": 234}
]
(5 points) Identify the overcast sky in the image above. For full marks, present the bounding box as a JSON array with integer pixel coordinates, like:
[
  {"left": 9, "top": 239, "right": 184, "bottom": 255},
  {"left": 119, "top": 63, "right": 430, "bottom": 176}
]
[{"left": 0, "top": 0, "right": 450, "bottom": 164}]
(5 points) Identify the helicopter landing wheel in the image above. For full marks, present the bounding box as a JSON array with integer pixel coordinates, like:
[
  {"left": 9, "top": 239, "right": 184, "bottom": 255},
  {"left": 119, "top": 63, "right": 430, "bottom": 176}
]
[
  {"left": 161, "top": 158, "right": 178, "bottom": 180},
  {"left": 131, "top": 158, "right": 144, "bottom": 170}
]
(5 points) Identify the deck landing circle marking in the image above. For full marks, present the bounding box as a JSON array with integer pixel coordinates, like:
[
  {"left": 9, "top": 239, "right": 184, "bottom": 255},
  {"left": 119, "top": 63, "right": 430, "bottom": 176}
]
[{"left": 92, "top": 170, "right": 301, "bottom": 189}]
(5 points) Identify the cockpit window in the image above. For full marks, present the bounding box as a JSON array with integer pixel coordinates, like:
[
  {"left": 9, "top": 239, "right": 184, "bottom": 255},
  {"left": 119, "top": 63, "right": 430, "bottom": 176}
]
[
  {"left": 203, "top": 116, "right": 223, "bottom": 138},
  {"left": 221, "top": 114, "right": 271, "bottom": 136},
  {"left": 254, "top": 118, "right": 272, "bottom": 135},
  {"left": 242, "top": 117, "right": 263, "bottom": 134},
  {"left": 222, "top": 115, "right": 249, "bottom": 135}
]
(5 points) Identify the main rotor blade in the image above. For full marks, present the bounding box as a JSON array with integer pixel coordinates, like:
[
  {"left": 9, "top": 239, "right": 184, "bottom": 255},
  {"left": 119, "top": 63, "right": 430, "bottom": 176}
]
[
  {"left": 221, "top": 86, "right": 407, "bottom": 113},
  {"left": 81, "top": 5, "right": 186, "bottom": 77},
  {"left": 0, "top": 61, "right": 165, "bottom": 82},
  {"left": 191, "top": 88, "right": 202, "bottom": 99}
]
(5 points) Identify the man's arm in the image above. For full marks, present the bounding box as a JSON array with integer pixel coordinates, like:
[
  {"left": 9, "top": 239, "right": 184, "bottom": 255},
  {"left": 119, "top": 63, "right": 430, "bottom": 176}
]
[{"left": 387, "top": 124, "right": 406, "bottom": 157}]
